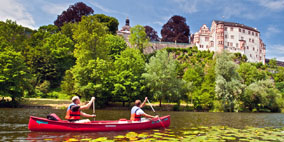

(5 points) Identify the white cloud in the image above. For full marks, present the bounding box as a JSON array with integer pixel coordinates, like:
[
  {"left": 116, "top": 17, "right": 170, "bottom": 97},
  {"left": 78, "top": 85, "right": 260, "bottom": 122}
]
[
  {"left": 265, "top": 25, "right": 281, "bottom": 38},
  {"left": 87, "top": 1, "right": 127, "bottom": 16},
  {"left": 154, "top": 21, "right": 164, "bottom": 26},
  {"left": 254, "top": 0, "right": 284, "bottom": 11},
  {"left": 0, "top": 0, "right": 35, "bottom": 29},
  {"left": 266, "top": 44, "right": 284, "bottom": 61},
  {"left": 222, "top": 3, "right": 247, "bottom": 19},
  {"left": 172, "top": 0, "right": 200, "bottom": 14},
  {"left": 41, "top": 2, "right": 69, "bottom": 15}
]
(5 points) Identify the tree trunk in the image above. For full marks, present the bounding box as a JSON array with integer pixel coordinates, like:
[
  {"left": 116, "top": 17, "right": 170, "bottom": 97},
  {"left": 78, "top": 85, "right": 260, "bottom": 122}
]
[{"left": 159, "top": 99, "right": 162, "bottom": 107}]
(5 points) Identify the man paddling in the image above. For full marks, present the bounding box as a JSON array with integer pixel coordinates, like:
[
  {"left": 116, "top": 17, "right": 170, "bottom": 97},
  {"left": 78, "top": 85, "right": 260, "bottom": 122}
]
[
  {"left": 130, "top": 97, "right": 158, "bottom": 121},
  {"left": 65, "top": 96, "right": 96, "bottom": 123}
]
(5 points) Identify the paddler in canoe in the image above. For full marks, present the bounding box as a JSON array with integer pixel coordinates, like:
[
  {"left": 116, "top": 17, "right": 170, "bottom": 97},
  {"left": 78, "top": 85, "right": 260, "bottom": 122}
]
[
  {"left": 65, "top": 96, "right": 96, "bottom": 123},
  {"left": 130, "top": 97, "right": 158, "bottom": 121}
]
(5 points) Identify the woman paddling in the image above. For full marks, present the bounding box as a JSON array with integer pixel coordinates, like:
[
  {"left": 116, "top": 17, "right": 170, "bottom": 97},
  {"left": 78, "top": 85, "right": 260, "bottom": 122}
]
[
  {"left": 130, "top": 97, "right": 158, "bottom": 121},
  {"left": 65, "top": 96, "right": 96, "bottom": 123}
]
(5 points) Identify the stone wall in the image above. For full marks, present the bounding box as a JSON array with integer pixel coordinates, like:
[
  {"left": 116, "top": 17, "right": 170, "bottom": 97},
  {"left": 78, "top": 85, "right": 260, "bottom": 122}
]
[{"left": 144, "top": 41, "right": 194, "bottom": 54}]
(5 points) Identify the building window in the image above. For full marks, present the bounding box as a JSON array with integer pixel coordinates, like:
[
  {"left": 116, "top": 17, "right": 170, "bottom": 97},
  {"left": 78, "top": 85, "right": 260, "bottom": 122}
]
[
  {"left": 205, "top": 37, "right": 209, "bottom": 41},
  {"left": 247, "top": 46, "right": 249, "bottom": 49},
  {"left": 256, "top": 33, "right": 258, "bottom": 37},
  {"left": 225, "top": 35, "right": 227, "bottom": 38},
  {"left": 253, "top": 47, "right": 255, "bottom": 51},
  {"left": 227, "top": 42, "right": 229, "bottom": 46},
  {"left": 252, "top": 39, "right": 254, "bottom": 43},
  {"left": 243, "top": 29, "right": 245, "bottom": 33},
  {"left": 236, "top": 43, "right": 239, "bottom": 48},
  {"left": 230, "top": 42, "right": 233, "bottom": 46},
  {"left": 241, "top": 37, "right": 244, "bottom": 40},
  {"left": 248, "top": 31, "right": 251, "bottom": 35},
  {"left": 252, "top": 32, "right": 254, "bottom": 36},
  {"left": 206, "top": 45, "right": 209, "bottom": 48},
  {"left": 256, "top": 55, "right": 258, "bottom": 58},
  {"left": 231, "top": 27, "right": 233, "bottom": 31},
  {"left": 239, "top": 28, "right": 241, "bottom": 32},
  {"left": 231, "top": 35, "right": 234, "bottom": 39},
  {"left": 249, "top": 38, "right": 251, "bottom": 42},
  {"left": 250, "top": 54, "right": 252, "bottom": 57},
  {"left": 224, "top": 27, "right": 227, "bottom": 31}
]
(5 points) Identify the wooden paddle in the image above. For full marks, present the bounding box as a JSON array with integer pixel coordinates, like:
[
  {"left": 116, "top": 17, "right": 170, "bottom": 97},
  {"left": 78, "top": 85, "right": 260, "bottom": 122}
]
[
  {"left": 93, "top": 99, "right": 95, "bottom": 121},
  {"left": 147, "top": 99, "right": 165, "bottom": 128}
]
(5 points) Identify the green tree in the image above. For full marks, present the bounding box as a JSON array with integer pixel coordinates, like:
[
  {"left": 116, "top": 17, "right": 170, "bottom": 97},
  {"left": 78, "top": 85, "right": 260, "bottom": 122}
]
[
  {"left": 0, "top": 48, "right": 31, "bottom": 102},
  {"left": 143, "top": 50, "right": 185, "bottom": 106},
  {"left": 215, "top": 51, "right": 244, "bottom": 112},
  {"left": 71, "top": 58, "right": 113, "bottom": 107},
  {"left": 268, "top": 58, "right": 277, "bottom": 69},
  {"left": 238, "top": 63, "right": 267, "bottom": 86},
  {"left": 244, "top": 79, "right": 282, "bottom": 112},
  {"left": 94, "top": 14, "right": 119, "bottom": 34},
  {"left": 26, "top": 33, "right": 74, "bottom": 88},
  {"left": 276, "top": 82, "right": 284, "bottom": 96},
  {"left": 129, "top": 25, "right": 149, "bottom": 53},
  {"left": 63, "top": 15, "right": 111, "bottom": 104},
  {"left": 105, "top": 34, "right": 127, "bottom": 59},
  {"left": 112, "top": 48, "right": 146, "bottom": 106},
  {"left": 72, "top": 15, "right": 109, "bottom": 66},
  {"left": 61, "top": 22, "right": 76, "bottom": 40},
  {"left": 273, "top": 66, "right": 284, "bottom": 83},
  {"left": 0, "top": 20, "right": 32, "bottom": 52}
]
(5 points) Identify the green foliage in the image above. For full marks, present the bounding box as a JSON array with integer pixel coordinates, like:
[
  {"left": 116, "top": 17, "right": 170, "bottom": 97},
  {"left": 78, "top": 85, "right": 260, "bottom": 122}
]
[
  {"left": 73, "top": 15, "right": 109, "bottom": 66},
  {"left": 276, "top": 82, "right": 284, "bottom": 96},
  {"left": 60, "top": 22, "right": 75, "bottom": 40},
  {"left": 0, "top": 48, "right": 31, "bottom": 101},
  {"left": 93, "top": 14, "right": 119, "bottom": 34},
  {"left": 105, "top": 34, "right": 127, "bottom": 59},
  {"left": 273, "top": 66, "right": 284, "bottom": 83},
  {"left": 238, "top": 62, "right": 267, "bottom": 86},
  {"left": 129, "top": 25, "right": 149, "bottom": 53},
  {"left": 26, "top": 32, "right": 75, "bottom": 88},
  {"left": 143, "top": 50, "right": 186, "bottom": 106},
  {"left": 71, "top": 58, "right": 113, "bottom": 107},
  {"left": 112, "top": 48, "right": 146, "bottom": 105},
  {"left": 268, "top": 58, "right": 277, "bottom": 69},
  {"left": 215, "top": 51, "right": 244, "bottom": 112},
  {"left": 243, "top": 79, "right": 282, "bottom": 112},
  {"left": 0, "top": 20, "right": 32, "bottom": 51}
]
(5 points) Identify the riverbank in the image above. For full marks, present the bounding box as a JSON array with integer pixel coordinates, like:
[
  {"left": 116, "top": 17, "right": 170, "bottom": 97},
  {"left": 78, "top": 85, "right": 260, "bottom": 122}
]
[
  {"left": 2, "top": 97, "right": 283, "bottom": 112},
  {"left": 18, "top": 98, "right": 194, "bottom": 111}
]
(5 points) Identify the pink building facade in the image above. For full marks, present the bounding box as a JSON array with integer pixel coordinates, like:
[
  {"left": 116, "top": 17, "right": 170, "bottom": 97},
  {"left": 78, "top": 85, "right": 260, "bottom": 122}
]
[{"left": 191, "top": 20, "right": 266, "bottom": 64}]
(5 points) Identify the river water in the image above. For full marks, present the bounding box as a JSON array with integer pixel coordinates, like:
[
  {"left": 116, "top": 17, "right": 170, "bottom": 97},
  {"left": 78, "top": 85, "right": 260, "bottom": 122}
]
[{"left": 1, "top": 108, "right": 284, "bottom": 141}]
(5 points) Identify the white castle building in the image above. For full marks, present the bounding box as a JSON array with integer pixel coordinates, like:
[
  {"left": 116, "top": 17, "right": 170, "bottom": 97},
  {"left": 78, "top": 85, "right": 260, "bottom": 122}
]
[{"left": 191, "top": 20, "right": 266, "bottom": 64}]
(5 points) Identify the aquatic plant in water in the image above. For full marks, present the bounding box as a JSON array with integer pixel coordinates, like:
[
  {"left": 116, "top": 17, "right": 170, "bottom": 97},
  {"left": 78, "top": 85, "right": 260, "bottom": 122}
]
[{"left": 64, "top": 126, "right": 284, "bottom": 142}]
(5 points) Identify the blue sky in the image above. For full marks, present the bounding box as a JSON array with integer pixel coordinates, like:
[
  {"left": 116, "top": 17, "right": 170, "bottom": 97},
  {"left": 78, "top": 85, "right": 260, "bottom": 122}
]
[{"left": 0, "top": 0, "right": 283, "bottom": 61}]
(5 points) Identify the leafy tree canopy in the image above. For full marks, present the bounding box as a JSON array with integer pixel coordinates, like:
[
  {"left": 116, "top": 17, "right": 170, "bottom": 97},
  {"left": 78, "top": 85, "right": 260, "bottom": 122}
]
[
  {"left": 94, "top": 14, "right": 119, "bottom": 35},
  {"left": 144, "top": 25, "right": 160, "bottom": 41},
  {"left": 54, "top": 2, "right": 94, "bottom": 27},
  {"left": 129, "top": 25, "right": 149, "bottom": 53},
  {"left": 161, "top": 15, "right": 190, "bottom": 43}
]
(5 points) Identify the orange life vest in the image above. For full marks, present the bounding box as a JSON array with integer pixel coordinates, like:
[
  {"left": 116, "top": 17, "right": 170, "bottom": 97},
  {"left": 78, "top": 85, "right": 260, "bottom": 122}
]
[
  {"left": 65, "top": 103, "right": 80, "bottom": 121},
  {"left": 130, "top": 108, "right": 141, "bottom": 121}
]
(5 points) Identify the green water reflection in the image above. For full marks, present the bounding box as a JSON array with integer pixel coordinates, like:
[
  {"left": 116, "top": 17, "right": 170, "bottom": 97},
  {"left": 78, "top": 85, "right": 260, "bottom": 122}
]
[{"left": 1, "top": 108, "right": 284, "bottom": 141}]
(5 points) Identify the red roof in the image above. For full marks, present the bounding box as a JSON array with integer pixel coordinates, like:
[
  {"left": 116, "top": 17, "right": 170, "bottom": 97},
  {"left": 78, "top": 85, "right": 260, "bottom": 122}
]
[{"left": 213, "top": 20, "right": 259, "bottom": 33}]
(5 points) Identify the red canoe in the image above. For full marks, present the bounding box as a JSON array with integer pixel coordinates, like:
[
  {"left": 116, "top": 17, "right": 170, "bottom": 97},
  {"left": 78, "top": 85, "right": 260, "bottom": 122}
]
[{"left": 28, "top": 115, "right": 170, "bottom": 132}]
